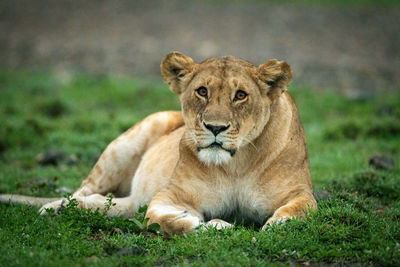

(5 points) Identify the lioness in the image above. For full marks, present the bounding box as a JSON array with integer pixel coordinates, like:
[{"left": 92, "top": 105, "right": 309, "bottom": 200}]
[{"left": 0, "top": 52, "right": 317, "bottom": 235}]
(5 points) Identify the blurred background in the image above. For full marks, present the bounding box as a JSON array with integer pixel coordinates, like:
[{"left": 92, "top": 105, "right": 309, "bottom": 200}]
[{"left": 1, "top": 0, "right": 399, "bottom": 95}]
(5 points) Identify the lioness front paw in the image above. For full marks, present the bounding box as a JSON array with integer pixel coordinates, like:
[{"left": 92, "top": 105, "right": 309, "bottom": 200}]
[
  {"left": 146, "top": 206, "right": 203, "bottom": 236},
  {"left": 201, "top": 219, "right": 233, "bottom": 230},
  {"left": 39, "top": 199, "right": 68, "bottom": 215},
  {"left": 164, "top": 218, "right": 200, "bottom": 236}
]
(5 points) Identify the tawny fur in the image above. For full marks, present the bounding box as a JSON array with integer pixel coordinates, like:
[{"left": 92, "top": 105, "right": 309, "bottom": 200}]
[{"left": 0, "top": 52, "right": 317, "bottom": 236}]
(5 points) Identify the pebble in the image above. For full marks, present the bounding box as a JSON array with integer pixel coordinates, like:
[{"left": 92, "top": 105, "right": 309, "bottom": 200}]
[
  {"left": 369, "top": 155, "right": 394, "bottom": 170},
  {"left": 67, "top": 154, "right": 79, "bottom": 165},
  {"left": 313, "top": 189, "right": 330, "bottom": 202},
  {"left": 36, "top": 150, "right": 66, "bottom": 166},
  {"left": 116, "top": 246, "right": 148, "bottom": 256},
  {"left": 83, "top": 255, "right": 99, "bottom": 263},
  {"left": 55, "top": 186, "right": 74, "bottom": 194}
]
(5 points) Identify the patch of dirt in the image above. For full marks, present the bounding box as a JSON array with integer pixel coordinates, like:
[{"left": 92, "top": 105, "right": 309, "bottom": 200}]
[{"left": 1, "top": 1, "right": 399, "bottom": 92}]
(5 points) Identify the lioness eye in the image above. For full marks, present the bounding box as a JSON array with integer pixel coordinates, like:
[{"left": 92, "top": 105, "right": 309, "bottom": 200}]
[
  {"left": 196, "top": 87, "right": 208, "bottom": 98},
  {"left": 234, "top": 90, "right": 247, "bottom": 101}
]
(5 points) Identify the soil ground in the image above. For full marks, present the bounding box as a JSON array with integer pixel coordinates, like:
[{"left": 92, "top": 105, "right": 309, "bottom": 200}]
[{"left": 1, "top": 0, "right": 399, "bottom": 93}]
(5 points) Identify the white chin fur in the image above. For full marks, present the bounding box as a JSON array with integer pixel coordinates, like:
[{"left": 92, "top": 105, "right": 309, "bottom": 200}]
[{"left": 198, "top": 147, "right": 232, "bottom": 165}]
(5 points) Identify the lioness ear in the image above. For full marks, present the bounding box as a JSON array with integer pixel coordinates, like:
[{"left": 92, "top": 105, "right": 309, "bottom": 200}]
[
  {"left": 161, "top": 51, "right": 195, "bottom": 94},
  {"left": 257, "top": 59, "right": 292, "bottom": 100}
]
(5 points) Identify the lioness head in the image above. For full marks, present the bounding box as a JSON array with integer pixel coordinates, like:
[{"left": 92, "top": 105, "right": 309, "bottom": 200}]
[{"left": 161, "top": 52, "right": 292, "bottom": 165}]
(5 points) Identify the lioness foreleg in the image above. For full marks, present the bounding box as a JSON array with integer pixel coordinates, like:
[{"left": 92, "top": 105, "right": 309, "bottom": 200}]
[
  {"left": 262, "top": 192, "right": 317, "bottom": 230},
  {"left": 146, "top": 205, "right": 203, "bottom": 236},
  {"left": 146, "top": 194, "right": 233, "bottom": 235},
  {"left": 146, "top": 190, "right": 204, "bottom": 236}
]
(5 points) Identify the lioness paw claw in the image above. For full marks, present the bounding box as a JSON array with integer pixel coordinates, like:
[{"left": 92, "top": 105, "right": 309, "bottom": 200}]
[{"left": 39, "top": 199, "right": 67, "bottom": 215}]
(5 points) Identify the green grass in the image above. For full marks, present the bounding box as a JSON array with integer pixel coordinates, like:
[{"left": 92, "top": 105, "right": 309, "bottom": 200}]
[{"left": 0, "top": 71, "right": 399, "bottom": 266}]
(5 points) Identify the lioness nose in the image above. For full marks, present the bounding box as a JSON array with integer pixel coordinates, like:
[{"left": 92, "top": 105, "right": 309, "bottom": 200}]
[{"left": 204, "top": 123, "right": 230, "bottom": 136}]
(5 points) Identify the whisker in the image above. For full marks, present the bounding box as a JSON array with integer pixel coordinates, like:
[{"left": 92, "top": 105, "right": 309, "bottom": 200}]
[{"left": 243, "top": 137, "right": 259, "bottom": 152}]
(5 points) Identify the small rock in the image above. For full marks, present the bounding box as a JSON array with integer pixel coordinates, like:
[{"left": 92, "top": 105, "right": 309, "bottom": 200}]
[
  {"left": 55, "top": 186, "right": 74, "bottom": 194},
  {"left": 313, "top": 189, "right": 330, "bottom": 202},
  {"left": 376, "top": 105, "right": 394, "bottom": 116},
  {"left": 345, "top": 89, "right": 372, "bottom": 102},
  {"left": 36, "top": 150, "right": 66, "bottom": 166},
  {"left": 67, "top": 154, "right": 79, "bottom": 165},
  {"left": 83, "top": 255, "right": 99, "bottom": 263},
  {"left": 111, "top": 227, "right": 124, "bottom": 235},
  {"left": 369, "top": 155, "right": 394, "bottom": 170},
  {"left": 116, "top": 246, "right": 148, "bottom": 256}
]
